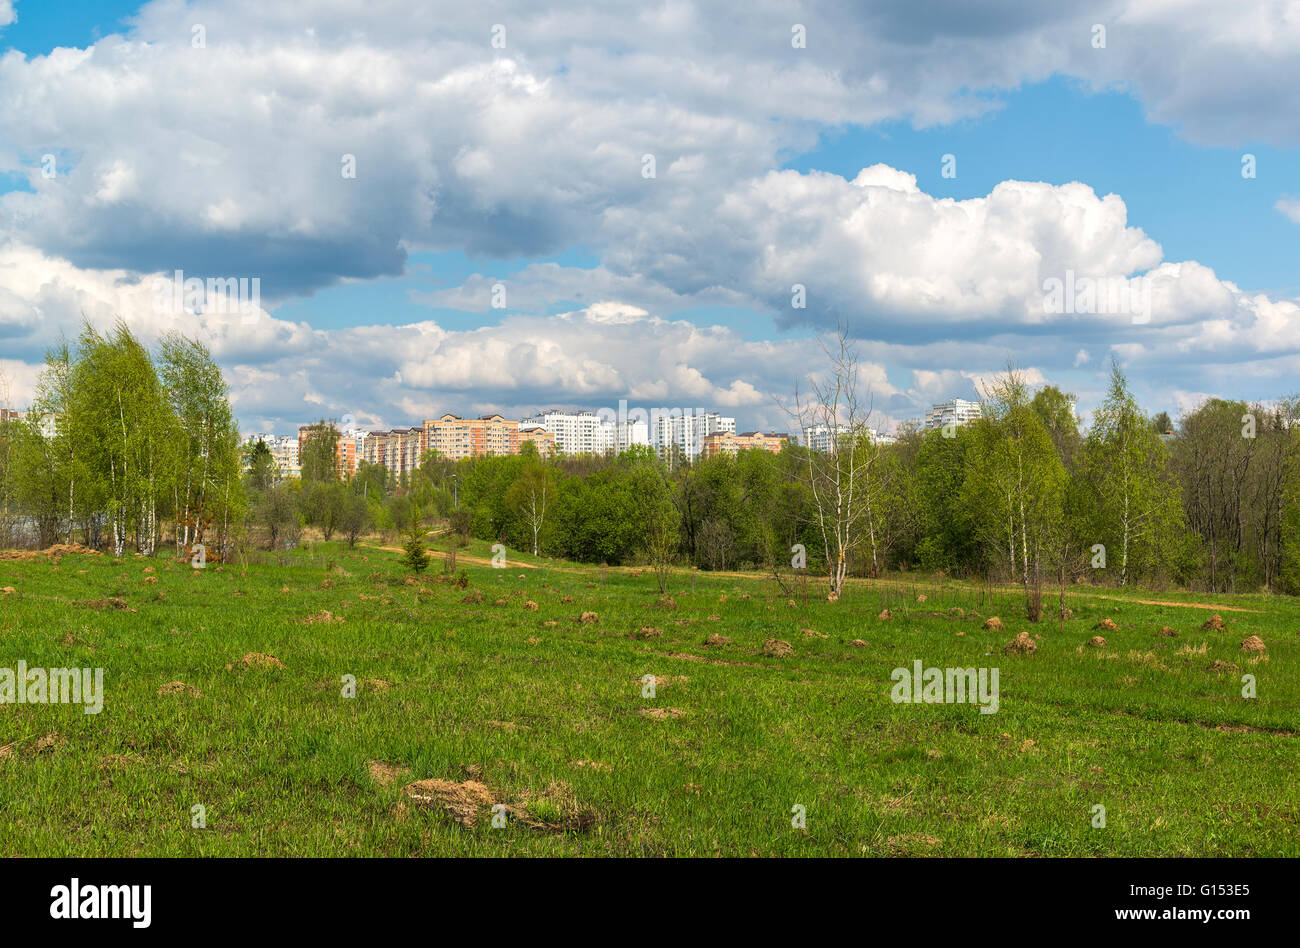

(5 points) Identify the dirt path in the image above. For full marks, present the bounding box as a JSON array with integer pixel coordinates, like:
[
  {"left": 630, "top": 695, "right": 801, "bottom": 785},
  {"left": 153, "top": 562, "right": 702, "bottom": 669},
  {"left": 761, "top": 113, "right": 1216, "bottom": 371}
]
[
  {"left": 361, "top": 542, "right": 1260, "bottom": 611},
  {"left": 368, "top": 544, "right": 538, "bottom": 569}
]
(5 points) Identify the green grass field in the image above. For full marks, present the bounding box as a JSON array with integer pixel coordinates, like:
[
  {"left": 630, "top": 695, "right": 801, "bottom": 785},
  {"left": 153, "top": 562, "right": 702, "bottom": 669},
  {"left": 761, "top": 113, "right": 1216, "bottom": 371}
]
[{"left": 2, "top": 538, "right": 1297, "bottom": 856}]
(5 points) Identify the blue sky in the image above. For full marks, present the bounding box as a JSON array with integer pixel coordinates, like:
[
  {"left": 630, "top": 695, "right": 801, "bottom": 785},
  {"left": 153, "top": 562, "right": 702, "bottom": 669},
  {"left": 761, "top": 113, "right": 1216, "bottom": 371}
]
[{"left": 1, "top": 0, "right": 1298, "bottom": 435}]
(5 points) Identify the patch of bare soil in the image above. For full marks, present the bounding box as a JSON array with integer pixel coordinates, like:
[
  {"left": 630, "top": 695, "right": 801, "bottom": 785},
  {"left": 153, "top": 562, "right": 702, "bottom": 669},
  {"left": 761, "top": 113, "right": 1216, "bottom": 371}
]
[
  {"left": 157, "top": 681, "right": 201, "bottom": 697},
  {"left": 635, "top": 626, "right": 663, "bottom": 638},
  {"left": 402, "top": 778, "right": 497, "bottom": 827},
  {"left": 369, "top": 760, "right": 408, "bottom": 787},
  {"left": 239, "top": 652, "right": 284, "bottom": 669},
  {"left": 802, "top": 628, "right": 828, "bottom": 638},
  {"left": 639, "top": 707, "right": 687, "bottom": 720},
  {"left": 578, "top": 611, "right": 599, "bottom": 624},
  {"left": 301, "top": 610, "right": 344, "bottom": 624},
  {"left": 703, "top": 633, "right": 730, "bottom": 646}
]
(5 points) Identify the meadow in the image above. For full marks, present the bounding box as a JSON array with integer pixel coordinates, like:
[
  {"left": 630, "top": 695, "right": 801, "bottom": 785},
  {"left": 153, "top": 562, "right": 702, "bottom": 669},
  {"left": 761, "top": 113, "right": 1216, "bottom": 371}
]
[{"left": 1, "top": 537, "right": 1297, "bottom": 857}]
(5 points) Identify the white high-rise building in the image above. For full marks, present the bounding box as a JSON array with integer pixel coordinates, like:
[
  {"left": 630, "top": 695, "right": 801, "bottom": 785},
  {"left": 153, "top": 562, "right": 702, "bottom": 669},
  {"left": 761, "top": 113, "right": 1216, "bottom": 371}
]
[
  {"left": 611, "top": 419, "right": 649, "bottom": 452},
  {"left": 523, "top": 410, "right": 612, "bottom": 455},
  {"left": 803, "top": 423, "right": 849, "bottom": 453},
  {"left": 652, "top": 411, "right": 735, "bottom": 461},
  {"left": 925, "top": 398, "right": 981, "bottom": 431},
  {"left": 803, "top": 422, "right": 896, "bottom": 451}
]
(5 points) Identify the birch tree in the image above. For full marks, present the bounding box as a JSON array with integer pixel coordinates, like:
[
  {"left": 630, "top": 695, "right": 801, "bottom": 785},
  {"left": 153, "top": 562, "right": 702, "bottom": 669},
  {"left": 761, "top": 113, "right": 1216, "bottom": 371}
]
[
  {"left": 783, "top": 323, "right": 877, "bottom": 599},
  {"left": 1080, "top": 360, "right": 1184, "bottom": 586}
]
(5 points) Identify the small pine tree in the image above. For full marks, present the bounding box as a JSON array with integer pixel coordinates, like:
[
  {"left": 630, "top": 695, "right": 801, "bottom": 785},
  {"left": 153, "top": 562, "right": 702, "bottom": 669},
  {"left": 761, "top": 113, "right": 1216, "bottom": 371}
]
[{"left": 400, "top": 503, "right": 430, "bottom": 573}]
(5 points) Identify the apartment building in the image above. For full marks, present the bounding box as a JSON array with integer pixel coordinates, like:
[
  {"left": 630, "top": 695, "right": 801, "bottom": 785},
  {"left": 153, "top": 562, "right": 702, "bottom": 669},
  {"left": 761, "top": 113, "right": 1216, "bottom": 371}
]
[
  {"left": 423, "top": 413, "right": 519, "bottom": 459},
  {"left": 701, "top": 430, "right": 790, "bottom": 458},
  {"left": 265, "top": 435, "right": 301, "bottom": 478},
  {"left": 924, "top": 398, "right": 982, "bottom": 431},
  {"left": 522, "top": 410, "right": 612, "bottom": 455},
  {"left": 652, "top": 411, "right": 736, "bottom": 461},
  {"left": 295, "top": 424, "right": 361, "bottom": 479},
  {"left": 363, "top": 426, "right": 425, "bottom": 479},
  {"left": 518, "top": 424, "right": 556, "bottom": 458}
]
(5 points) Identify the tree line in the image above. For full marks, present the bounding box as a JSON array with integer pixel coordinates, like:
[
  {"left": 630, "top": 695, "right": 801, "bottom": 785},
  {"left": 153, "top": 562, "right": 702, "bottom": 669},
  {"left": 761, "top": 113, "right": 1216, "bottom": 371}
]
[{"left": 3, "top": 324, "right": 1297, "bottom": 612}]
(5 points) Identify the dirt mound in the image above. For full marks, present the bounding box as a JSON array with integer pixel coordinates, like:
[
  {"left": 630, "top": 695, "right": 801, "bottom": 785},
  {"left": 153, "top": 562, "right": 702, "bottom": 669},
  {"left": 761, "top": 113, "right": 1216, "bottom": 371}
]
[
  {"left": 0, "top": 543, "right": 101, "bottom": 561},
  {"left": 402, "top": 778, "right": 497, "bottom": 827},
  {"left": 878, "top": 609, "right": 893, "bottom": 620},
  {"left": 655, "top": 595, "right": 677, "bottom": 610},
  {"left": 1096, "top": 618, "right": 1119, "bottom": 631},
  {"left": 560, "top": 595, "right": 574, "bottom": 603},
  {"left": 850, "top": 639, "right": 868, "bottom": 647},
  {"left": 915, "top": 594, "right": 927, "bottom": 603},
  {"left": 301, "top": 610, "right": 344, "bottom": 624},
  {"left": 240, "top": 652, "right": 284, "bottom": 669},
  {"left": 1158, "top": 626, "right": 1180, "bottom": 637},
  {"left": 79, "top": 597, "right": 137, "bottom": 613},
  {"left": 0, "top": 587, "right": 15, "bottom": 595},
  {"left": 801, "top": 628, "right": 828, "bottom": 639},
  {"left": 762, "top": 638, "right": 794, "bottom": 657},
  {"left": 1087, "top": 636, "right": 1106, "bottom": 647},
  {"left": 1003, "top": 632, "right": 1037, "bottom": 655},
  {"left": 523, "top": 600, "right": 539, "bottom": 611},
  {"left": 826, "top": 591, "right": 839, "bottom": 602},
  {"left": 1201, "top": 613, "right": 1227, "bottom": 631},
  {"left": 635, "top": 626, "right": 662, "bottom": 639},
  {"left": 579, "top": 611, "right": 599, "bottom": 624},
  {"left": 983, "top": 616, "right": 1004, "bottom": 631},
  {"left": 461, "top": 589, "right": 484, "bottom": 603},
  {"left": 157, "top": 681, "right": 201, "bottom": 697},
  {"left": 704, "top": 633, "right": 730, "bottom": 646},
  {"left": 1240, "top": 635, "right": 1266, "bottom": 653},
  {"left": 492, "top": 598, "right": 508, "bottom": 606}
]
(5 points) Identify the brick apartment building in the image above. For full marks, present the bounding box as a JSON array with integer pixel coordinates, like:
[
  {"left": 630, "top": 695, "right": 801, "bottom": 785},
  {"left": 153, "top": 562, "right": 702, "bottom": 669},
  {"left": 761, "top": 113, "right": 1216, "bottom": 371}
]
[
  {"left": 423, "top": 413, "right": 519, "bottom": 459},
  {"left": 701, "top": 430, "right": 790, "bottom": 458},
  {"left": 518, "top": 424, "right": 556, "bottom": 458}
]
